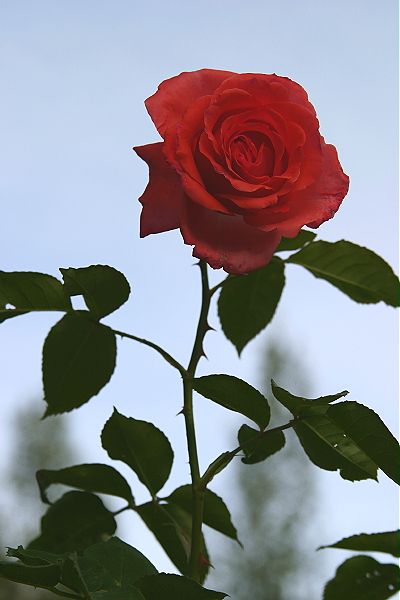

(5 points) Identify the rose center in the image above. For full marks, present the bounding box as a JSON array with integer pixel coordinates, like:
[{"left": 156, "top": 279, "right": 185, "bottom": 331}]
[{"left": 230, "top": 132, "right": 275, "bottom": 177}]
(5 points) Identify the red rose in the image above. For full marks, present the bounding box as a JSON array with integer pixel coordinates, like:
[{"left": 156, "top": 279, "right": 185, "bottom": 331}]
[{"left": 134, "top": 69, "right": 349, "bottom": 274}]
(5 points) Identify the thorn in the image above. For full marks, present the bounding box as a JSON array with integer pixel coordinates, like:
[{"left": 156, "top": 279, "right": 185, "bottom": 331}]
[
  {"left": 176, "top": 406, "right": 185, "bottom": 416},
  {"left": 205, "top": 321, "right": 215, "bottom": 333},
  {"left": 199, "top": 553, "right": 214, "bottom": 569},
  {"left": 199, "top": 346, "right": 208, "bottom": 360}
]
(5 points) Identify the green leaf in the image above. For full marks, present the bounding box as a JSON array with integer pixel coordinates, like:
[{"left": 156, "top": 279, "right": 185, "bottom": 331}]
[
  {"left": 43, "top": 312, "right": 116, "bottom": 415},
  {"left": 136, "top": 502, "right": 209, "bottom": 584},
  {"left": 0, "top": 561, "right": 61, "bottom": 588},
  {"left": 7, "top": 546, "right": 67, "bottom": 566},
  {"left": 193, "top": 375, "right": 270, "bottom": 430},
  {"left": 0, "top": 271, "right": 71, "bottom": 323},
  {"left": 292, "top": 421, "right": 375, "bottom": 481},
  {"left": 168, "top": 485, "right": 240, "bottom": 544},
  {"left": 91, "top": 592, "right": 145, "bottom": 600},
  {"left": 275, "top": 230, "right": 316, "bottom": 252},
  {"left": 91, "top": 592, "right": 146, "bottom": 600},
  {"left": 7, "top": 546, "right": 84, "bottom": 593},
  {"left": 269, "top": 382, "right": 349, "bottom": 414},
  {"left": 36, "top": 463, "right": 135, "bottom": 505},
  {"left": 320, "top": 531, "right": 400, "bottom": 558},
  {"left": 324, "top": 556, "right": 400, "bottom": 599},
  {"left": 201, "top": 452, "right": 235, "bottom": 486},
  {"left": 136, "top": 573, "right": 228, "bottom": 599},
  {"left": 287, "top": 240, "right": 400, "bottom": 307},
  {"left": 28, "top": 491, "right": 116, "bottom": 553},
  {"left": 61, "top": 265, "right": 131, "bottom": 319},
  {"left": 238, "top": 424, "right": 286, "bottom": 464},
  {"left": 101, "top": 409, "right": 174, "bottom": 495},
  {"left": 218, "top": 257, "right": 285, "bottom": 354},
  {"left": 271, "top": 382, "right": 378, "bottom": 481},
  {"left": 327, "top": 402, "right": 400, "bottom": 486},
  {"left": 73, "top": 537, "right": 156, "bottom": 599}
]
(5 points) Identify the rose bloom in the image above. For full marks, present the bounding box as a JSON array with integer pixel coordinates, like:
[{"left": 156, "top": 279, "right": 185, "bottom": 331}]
[{"left": 134, "top": 69, "right": 349, "bottom": 274}]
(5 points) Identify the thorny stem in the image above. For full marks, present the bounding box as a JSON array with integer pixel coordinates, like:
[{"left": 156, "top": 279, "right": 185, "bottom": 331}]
[
  {"left": 187, "top": 261, "right": 212, "bottom": 374},
  {"left": 110, "top": 265, "right": 290, "bottom": 583},
  {"left": 108, "top": 267, "right": 213, "bottom": 582},
  {"left": 183, "top": 260, "right": 212, "bottom": 582}
]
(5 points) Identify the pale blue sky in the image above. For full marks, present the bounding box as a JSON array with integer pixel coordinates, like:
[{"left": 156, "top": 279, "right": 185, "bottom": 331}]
[{"left": 1, "top": 0, "right": 398, "bottom": 596}]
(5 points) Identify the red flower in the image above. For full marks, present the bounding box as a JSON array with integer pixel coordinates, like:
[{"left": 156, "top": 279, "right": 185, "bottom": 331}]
[{"left": 134, "top": 69, "right": 349, "bottom": 274}]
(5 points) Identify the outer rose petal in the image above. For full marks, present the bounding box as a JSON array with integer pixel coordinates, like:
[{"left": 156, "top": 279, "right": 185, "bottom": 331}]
[
  {"left": 146, "top": 69, "right": 234, "bottom": 138},
  {"left": 305, "top": 142, "right": 350, "bottom": 228},
  {"left": 244, "top": 141, "right": 349, "bottom": 237},
  {"left": 180, "top": 198, "right": 281, "bottom": 274},
  {"left": 133, "top": 142, "right": 184, "bottom": 237},
  {"left": 168, "top": 95, "right": 234, "bottom": 214},
  {"left": 213, "top": 73, "right": 317, "bottom": 118}
]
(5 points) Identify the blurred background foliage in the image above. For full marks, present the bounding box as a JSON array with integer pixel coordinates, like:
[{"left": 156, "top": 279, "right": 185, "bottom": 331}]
[{"left": 0, "top": 406, "right": 78, "bottom": 599}]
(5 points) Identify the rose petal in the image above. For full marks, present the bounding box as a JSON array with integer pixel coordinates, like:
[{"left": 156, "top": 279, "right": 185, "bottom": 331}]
[
  {"left": 133, "top": 142, "right": 183, "bottom": 236},
  {"left": 169, "top": 96, "right": 235, "bottom": 214},
  {"left": 306, "top": 142, "right": 350, "bottom": 227},
  {"left": 180, "top": 171, "right": 234, "bottom": 214},
  {"left": 180, "top": 198, "right": 281, "bottom": 274},
  {"left": 213, "top": 73, "right": 317, "bottom": 117},
  {"left": 204, "top": 90, "right": 287, "bottom": 163},
  {"left": 145, "top": 69, "right": 234, "bottom": 138},
  {"left": 203, "top": 99, "right": 308, "bottom": 193},
  {"left": 217, "top": 191, "right": 280, "bottom": 211},
  {"left": 244, "top": 141, "right": 349, "bottom": 236},
  {"left": 268, "top": 101, "right": 322, "bottom": 191}
]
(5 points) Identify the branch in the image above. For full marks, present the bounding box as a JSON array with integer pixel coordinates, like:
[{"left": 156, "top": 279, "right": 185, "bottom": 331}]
[
  {"left": 111, "top": 328, "right": 187, "bottom": 377},
  {"left": 199, "top": 420, "right": 297, "bottom": 489},
  {"left": 112, "top": 504, "right": 133, "bottom": 516}
]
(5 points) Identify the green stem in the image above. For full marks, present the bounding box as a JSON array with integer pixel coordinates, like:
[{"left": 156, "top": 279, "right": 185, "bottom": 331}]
[
  {"left": 209, "top": 274, "right": 232, "bottom": 297},
  {"left": 230, "top": 420, "right": 296, "bottom": 456},
  {"left": 112, "top": 504, "right": 133, "bottom": 516},
  {"left": 183, "top": 377, "right": 205, "bottom": 581},
  {"left": 188, "top": 261, "right": 212, "bottom": 373},
  {"left": 183, "top": 261, "right": 212, "bottom": 582},
  {"left": 111, "top": 328, "right": 187, "bottom": 377},
  {"left": 200, "top": 420, "right": 297, "bottom": 489}
]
